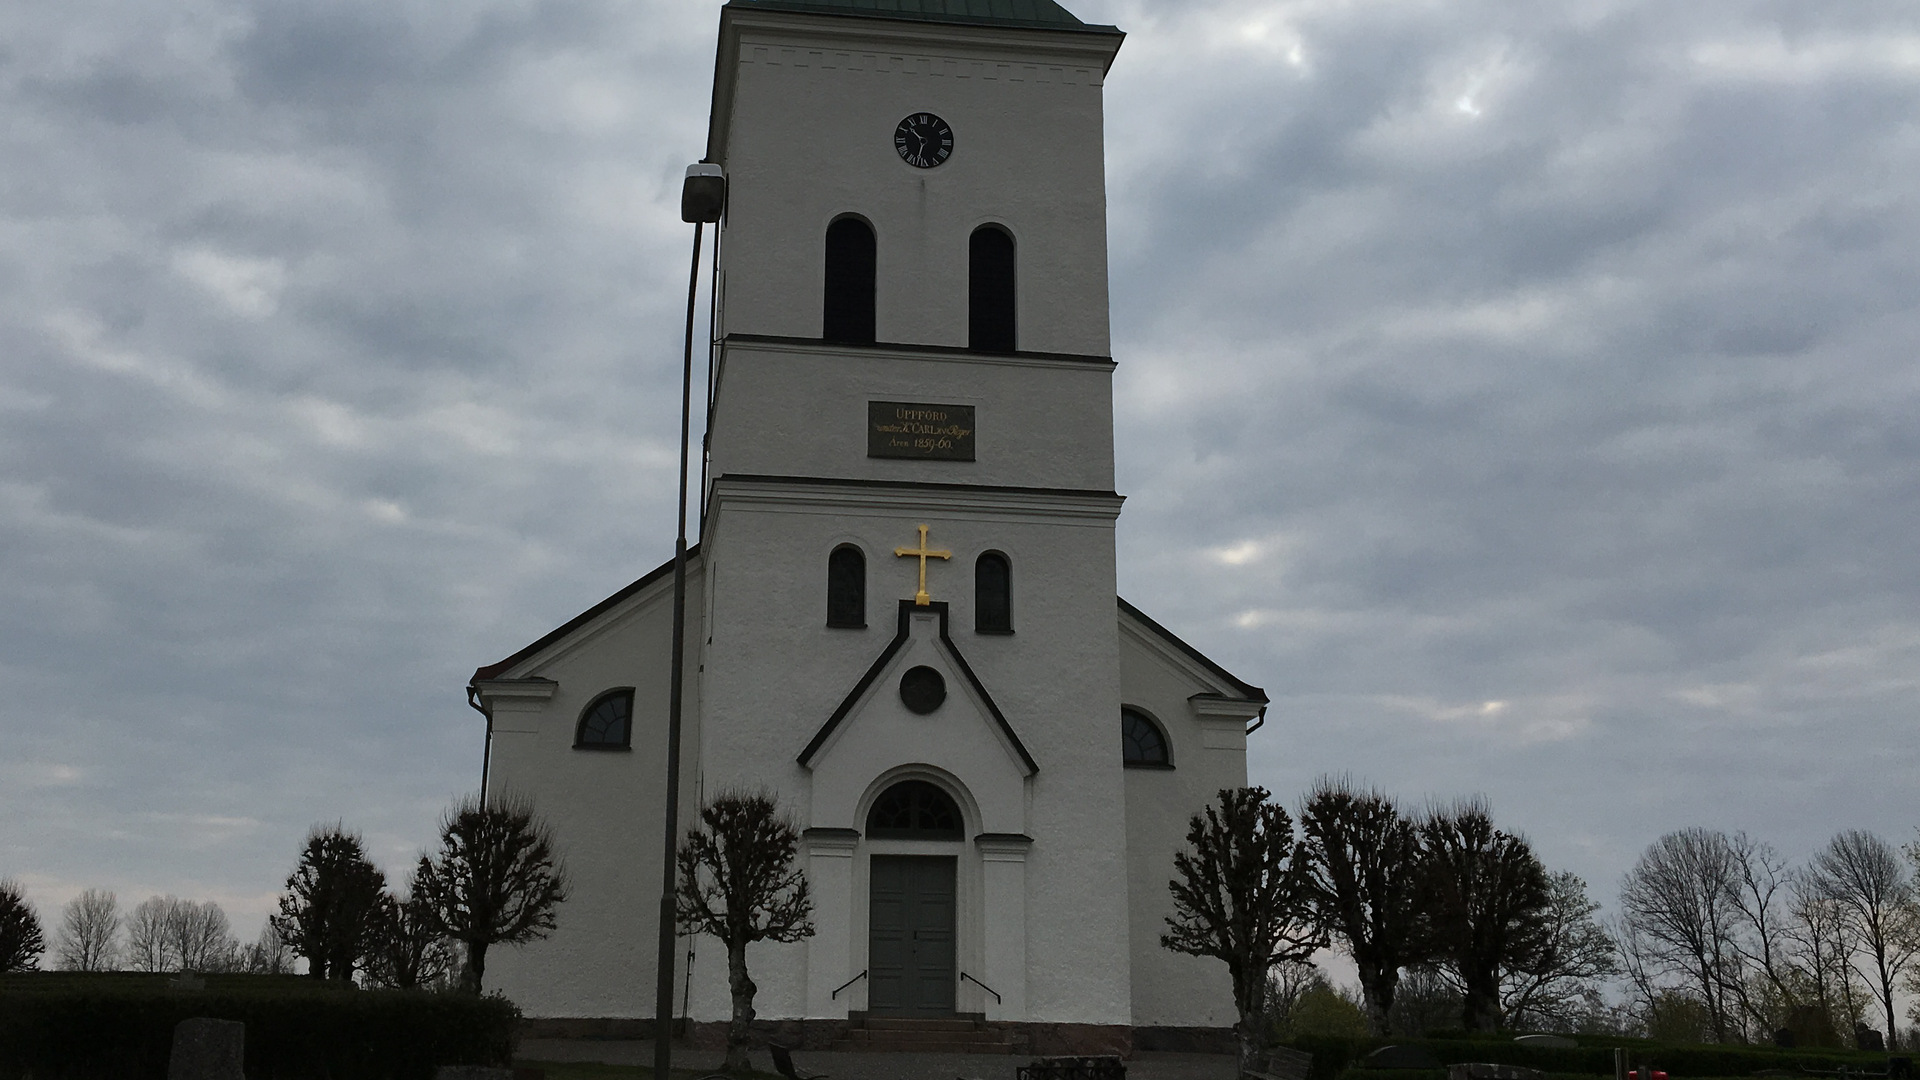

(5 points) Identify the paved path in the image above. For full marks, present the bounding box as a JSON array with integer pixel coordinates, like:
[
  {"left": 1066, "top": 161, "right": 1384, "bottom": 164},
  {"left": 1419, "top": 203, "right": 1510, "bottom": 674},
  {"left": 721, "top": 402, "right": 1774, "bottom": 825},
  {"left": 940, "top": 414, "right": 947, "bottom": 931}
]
[{"left": 518, "top": 1040, "right": 1237, "bottom": 1080}]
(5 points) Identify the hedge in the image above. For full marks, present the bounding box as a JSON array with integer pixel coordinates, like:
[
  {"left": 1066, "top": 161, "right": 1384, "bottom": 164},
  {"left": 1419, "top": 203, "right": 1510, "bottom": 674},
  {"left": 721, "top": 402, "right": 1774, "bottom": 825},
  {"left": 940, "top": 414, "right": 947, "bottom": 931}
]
[
  {"left": 1282, "top": 1033, "right": 1900, "bottom": 1080},
  {"left": 0, "top": 972, "right": 518, "bottom": 1080}
]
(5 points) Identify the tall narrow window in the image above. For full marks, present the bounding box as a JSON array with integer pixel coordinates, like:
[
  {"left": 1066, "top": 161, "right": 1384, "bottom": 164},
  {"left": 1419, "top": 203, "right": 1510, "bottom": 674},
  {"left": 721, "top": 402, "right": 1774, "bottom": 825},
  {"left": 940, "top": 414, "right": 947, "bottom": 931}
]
[
  {"left": 975, "top": 551, "right": 1012, "bottom": 633},
  {"left": 823, "top": 217, "right": 876, "bottom": 344},
  {"left": 827, "top": 545, "right": 866, "bottom": 628},
  {"left": 969, "top": 225, "right": 1016, "bottom": 352}
]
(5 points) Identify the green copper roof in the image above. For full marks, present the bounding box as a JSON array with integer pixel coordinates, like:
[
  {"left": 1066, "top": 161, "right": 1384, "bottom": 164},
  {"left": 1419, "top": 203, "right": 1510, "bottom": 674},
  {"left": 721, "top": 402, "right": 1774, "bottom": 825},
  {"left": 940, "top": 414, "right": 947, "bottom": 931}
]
[{"left": 729, "top": 0, "right": 1119, "bottom": 34}]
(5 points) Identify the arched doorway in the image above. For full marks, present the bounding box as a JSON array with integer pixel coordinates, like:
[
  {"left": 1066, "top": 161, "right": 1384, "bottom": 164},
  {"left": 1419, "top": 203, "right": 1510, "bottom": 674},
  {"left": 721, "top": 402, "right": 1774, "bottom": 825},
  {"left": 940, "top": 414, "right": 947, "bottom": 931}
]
[{"left": 865, "top": 780, "right": 961, "bottom": 1016}]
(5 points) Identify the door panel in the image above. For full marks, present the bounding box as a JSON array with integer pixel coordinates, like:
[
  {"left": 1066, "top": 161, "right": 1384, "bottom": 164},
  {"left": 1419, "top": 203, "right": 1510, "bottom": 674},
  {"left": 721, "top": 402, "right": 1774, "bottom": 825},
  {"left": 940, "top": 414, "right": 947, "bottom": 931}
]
[{"left": 868, "top": 855, "right": 956, "bottom": 1016}]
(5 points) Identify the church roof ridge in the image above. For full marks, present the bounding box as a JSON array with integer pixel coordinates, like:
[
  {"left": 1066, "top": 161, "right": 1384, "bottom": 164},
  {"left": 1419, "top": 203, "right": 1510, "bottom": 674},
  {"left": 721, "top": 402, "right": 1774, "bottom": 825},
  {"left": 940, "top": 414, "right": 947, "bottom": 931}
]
[
  {"left": 469, "top": 546, "right": 700, "bottom": 684},
  {"left": 1117, "top": 596, "right": 1269, "bottom": 704},
  {"left": 725, "top": 0, "right": 1121, "bottom": 35}
]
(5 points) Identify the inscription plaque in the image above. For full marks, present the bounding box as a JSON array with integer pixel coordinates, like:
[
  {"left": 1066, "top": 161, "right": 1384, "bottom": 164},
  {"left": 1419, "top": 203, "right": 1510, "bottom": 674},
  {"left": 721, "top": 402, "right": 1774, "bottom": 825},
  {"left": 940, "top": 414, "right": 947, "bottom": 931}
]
[{"left": 867, "top": 401, "right": 975, "bottom": 461}]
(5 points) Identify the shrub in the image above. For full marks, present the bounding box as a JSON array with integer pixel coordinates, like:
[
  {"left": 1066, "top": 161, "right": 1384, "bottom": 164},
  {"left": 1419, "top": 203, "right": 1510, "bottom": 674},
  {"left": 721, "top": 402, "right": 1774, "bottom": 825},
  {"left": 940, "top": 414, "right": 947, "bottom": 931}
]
[{"left": 0, "top": 971, "right": 516, "bottom": 1080}]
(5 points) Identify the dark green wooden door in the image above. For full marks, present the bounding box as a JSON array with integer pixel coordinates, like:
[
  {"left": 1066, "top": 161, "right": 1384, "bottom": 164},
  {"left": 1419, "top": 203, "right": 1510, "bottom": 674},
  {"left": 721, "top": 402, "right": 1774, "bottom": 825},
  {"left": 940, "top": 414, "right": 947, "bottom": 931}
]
[{"left": 868, "top": 855, "right": 956, "bottom": 1016}]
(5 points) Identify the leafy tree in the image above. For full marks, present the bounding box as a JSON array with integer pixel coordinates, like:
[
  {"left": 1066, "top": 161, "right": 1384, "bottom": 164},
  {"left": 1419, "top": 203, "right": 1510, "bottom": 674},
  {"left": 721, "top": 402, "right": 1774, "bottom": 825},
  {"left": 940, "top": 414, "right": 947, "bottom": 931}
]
[
  {"left": 1502, "top": 871, "right": 1619, "bottom": 1031},
  {"left": 55, "top": 889, "right": 120, "bottom": 971},
  {"left": 1619, "top": 828, "right": 1745, "bottom": 1041},
  {"left": 1723, "top": 834, "right": 1798, "bottom": 1037},
  {"left": 166, "top": 898, "right": 237, "bottom": 972},
  {"left": 364, "top": 891, "right": 457, "bottom": 990},
  {"left": 0, "top": 880, "right": 45, "bottom": 972},
  {"left": 122, "top": 895, "right": 236, "bottom": 972},
  {"left": 1289, "top": 975, "right": 1372, "bottom": 1038},
  {"left": 1297, "top": 778, "right": 1426, "bottom": 1036},
  {"left": 1812, "top": 830, "right": 1920, "bottom": 1048},
  {"left": 271, "top": 825, "right": 387, "bottom": 982},
  {"left": 414, "top": 793, "right": 568, "bottom": 994},
  {"left": 1388, "top": 965, "right": 1465, "bottom": 1037},
  {"left": 1788, "top": 872, "right": 1868, "bottom": 1038},
  {"left": 1162, "top": 786, "right": 1323, "bottom": 1073},
  {"left": 1418, "top": 799, "right": 1553, "bottom": 1032},
  {"left": 676, "top": 791, "right": 815, "bottom": 1075},
  {"left": 125, "top": 896, "right": 171, "bottom": 972}
]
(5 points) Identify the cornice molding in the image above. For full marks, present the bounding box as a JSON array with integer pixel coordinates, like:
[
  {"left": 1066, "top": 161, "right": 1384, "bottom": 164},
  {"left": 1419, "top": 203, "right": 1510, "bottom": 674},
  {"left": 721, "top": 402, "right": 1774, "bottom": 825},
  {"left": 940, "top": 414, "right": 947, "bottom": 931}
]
[
  {"left": 720, "top": 333, "right": 1115, "bottom": 372},
  {"left": 710, "top": 473, "right": 1123, "bottom": 521}
]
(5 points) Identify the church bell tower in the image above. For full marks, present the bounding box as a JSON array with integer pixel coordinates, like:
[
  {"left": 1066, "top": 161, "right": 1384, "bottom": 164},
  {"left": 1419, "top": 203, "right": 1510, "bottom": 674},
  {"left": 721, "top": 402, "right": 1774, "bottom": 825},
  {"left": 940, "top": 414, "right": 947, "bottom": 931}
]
[{"left": 693, "top": 0, "right": 1134, "bottom": 1034}]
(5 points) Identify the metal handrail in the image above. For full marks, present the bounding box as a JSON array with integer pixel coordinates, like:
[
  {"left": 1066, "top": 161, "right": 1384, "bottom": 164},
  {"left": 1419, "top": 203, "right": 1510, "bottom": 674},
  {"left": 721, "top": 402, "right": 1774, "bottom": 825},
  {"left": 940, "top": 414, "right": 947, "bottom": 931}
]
[
  {"left": 960, "top": 971, "right": 1002, "bottom": 1004},
  {"left": 831, "top": 969, "right": 867, "bottom": 1000}
]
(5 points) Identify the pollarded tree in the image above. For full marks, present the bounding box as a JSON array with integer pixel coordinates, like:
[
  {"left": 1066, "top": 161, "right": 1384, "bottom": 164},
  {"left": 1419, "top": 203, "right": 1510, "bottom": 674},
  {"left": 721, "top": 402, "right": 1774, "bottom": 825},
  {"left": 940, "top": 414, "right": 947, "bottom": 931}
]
[
  {"left": 1297, "top": 778, "right": 1427, "bottom": 1036},
  {"left": 0, "top": 880, "right": 45, "bottom": 972},
  {"left": 1162, "top": 786, "right": 1324, "bottom": 1073},
  {"left": 55, "top": 888, "right": 120, "bottom": 971},
  {"left": 271, "top": 825, "right": 387, "bottom": 982},
  {"left": 413, "top": 793, "right": 568, "bottom": 994},
  {"left": 1419, "top": 799, "right": 1553, "bottom": 1032},
  {"left": 364, "top": 890, "right": 457, "bottom": 990},
  {"left": 676, "top": 791, "right": 815, "bottom": 1076}
]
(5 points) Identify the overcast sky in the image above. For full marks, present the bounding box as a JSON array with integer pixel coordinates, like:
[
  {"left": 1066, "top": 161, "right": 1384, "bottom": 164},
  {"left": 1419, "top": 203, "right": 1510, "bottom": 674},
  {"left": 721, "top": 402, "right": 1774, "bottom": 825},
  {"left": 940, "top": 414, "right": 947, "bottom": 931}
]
[{"left": 3, "top": 0, "right": 1917, "bottom": 968}]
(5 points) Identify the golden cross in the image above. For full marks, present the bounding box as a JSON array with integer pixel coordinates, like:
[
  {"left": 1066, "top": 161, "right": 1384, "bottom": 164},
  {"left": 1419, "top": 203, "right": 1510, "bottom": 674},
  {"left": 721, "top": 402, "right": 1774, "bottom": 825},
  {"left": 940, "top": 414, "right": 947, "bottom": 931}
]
[{"left": 894, "top": 524, "right": 951, "bottom": 607}]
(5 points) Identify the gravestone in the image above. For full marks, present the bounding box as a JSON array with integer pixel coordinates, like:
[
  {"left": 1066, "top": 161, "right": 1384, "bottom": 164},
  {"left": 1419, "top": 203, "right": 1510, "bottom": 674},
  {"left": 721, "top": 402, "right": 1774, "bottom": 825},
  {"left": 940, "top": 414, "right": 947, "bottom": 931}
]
[
  {"left": 168, "top": 1017, "right": 243, "bottom": 1080},
  {"left": 1364, "top": 1045, "right": 1443, "bottom": 1070}
]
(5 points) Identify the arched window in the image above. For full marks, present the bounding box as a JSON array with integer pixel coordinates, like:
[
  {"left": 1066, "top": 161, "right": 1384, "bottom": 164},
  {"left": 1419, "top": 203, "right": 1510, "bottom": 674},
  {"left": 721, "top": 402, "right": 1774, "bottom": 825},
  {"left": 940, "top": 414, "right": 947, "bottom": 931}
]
[
  {"left": 576, "top": 689, "right": 634, "bottom": 750},
  {"left": 823, "top": 216, "right": 876, "bottom": 344},
  {"left": 827, "top": 545, "right": 866, "bottom": 628},
  {"left": 866, "top": 780, "right": 964, "bottom": 839},
  {"left": 1121, "top": 707, "right": 1171, "bottom": 767},
  {"left": 975, "top": 551, "right": 1012, "bottom": 634},
  {"left": 969, "top": 225, "right": 1015, "bottom": 352}
]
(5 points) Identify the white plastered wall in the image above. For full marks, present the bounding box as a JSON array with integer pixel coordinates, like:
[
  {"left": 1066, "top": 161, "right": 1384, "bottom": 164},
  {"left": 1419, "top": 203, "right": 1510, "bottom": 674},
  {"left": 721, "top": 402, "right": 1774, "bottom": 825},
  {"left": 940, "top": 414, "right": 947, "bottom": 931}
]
[
  {"left": 686, "top": 477, "right": 1133, "bottom": 1027},
  {"left": 476, "top": 563, "right": 706, "bottom": 1019},
  {"left": 1116, "top": 609, "right": 1261, "bottom": 1030},
  {"left": 707, "top": 339, "right": 1116, "bottom": 493}
]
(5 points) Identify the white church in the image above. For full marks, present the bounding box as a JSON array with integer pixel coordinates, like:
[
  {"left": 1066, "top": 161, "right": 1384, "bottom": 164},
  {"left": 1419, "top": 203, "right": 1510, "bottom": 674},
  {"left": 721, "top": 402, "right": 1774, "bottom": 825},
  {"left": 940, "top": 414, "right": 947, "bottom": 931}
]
[{"left": 467, "top": 0, "right": 1269, "bottom": 1055}]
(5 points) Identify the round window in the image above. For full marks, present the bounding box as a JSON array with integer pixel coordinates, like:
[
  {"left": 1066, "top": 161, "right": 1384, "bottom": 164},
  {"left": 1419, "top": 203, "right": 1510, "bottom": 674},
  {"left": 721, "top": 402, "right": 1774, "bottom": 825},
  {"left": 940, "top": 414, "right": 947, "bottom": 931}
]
[{"left": 899, "top": 666, "right": 946, "bottom": 714}]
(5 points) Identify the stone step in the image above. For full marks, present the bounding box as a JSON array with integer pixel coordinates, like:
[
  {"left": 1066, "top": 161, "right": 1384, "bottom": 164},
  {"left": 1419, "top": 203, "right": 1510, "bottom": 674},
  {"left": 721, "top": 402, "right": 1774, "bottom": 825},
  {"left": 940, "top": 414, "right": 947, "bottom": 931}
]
[
  {"left": 863, "top": 1017, "right": 982, "bottom": 1032},
  {"left": 840, "top": 1029, "right": 1006, "bottom": 1045},
  {"left": 832, "top": 1035, "right": 1015, "bottom": 1055}
]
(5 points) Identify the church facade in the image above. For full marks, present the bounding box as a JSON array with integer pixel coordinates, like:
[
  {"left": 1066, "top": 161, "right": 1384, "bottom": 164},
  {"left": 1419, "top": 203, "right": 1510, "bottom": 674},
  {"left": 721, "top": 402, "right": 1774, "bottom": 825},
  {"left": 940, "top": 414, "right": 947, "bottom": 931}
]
[{"left": 467, "top": 0, "right": 1268, "bottom": 1053}]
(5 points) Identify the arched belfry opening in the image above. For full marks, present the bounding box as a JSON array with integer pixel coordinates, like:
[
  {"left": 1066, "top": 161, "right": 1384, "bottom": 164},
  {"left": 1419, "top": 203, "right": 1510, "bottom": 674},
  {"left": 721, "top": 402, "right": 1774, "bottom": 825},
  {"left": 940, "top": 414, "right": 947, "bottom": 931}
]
[
  {"left": 824, "top": 216, "right": 877, "bottom": 344},
  {"left": 969, "top": 225, "right": 1016, "bottom": 352}
]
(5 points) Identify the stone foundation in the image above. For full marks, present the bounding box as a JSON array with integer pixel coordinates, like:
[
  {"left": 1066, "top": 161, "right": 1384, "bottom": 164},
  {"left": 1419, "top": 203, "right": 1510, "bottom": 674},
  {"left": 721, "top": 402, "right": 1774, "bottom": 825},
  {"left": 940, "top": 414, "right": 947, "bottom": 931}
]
[
  {"left": 522, "top": 1018, "right": 1180, "bottom": 1057},
  {"left": 1132, "top": 1025, "right": 1237, "bottom": 1055}
]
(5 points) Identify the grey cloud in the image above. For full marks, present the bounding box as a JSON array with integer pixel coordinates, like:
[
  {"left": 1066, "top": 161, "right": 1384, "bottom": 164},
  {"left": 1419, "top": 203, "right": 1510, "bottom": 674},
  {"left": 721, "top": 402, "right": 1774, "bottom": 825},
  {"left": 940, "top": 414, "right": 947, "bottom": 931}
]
[{"left": 3, "top": 0, "right": 1917, "bottom": 942}]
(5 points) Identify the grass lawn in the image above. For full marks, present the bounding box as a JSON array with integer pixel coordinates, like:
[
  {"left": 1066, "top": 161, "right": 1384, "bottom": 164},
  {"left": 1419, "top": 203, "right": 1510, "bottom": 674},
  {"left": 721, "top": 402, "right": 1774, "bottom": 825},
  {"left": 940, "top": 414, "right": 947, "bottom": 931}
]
[{"left": 517, "top": 1061, "right": 779, "bottom": 1080}]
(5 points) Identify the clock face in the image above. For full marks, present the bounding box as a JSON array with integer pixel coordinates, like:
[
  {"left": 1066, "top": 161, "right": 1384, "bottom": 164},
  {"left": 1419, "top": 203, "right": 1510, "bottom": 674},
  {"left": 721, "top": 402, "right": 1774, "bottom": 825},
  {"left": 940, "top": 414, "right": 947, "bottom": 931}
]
[{"left": 894, "top": 113, "right": 954, "bottom": 169}]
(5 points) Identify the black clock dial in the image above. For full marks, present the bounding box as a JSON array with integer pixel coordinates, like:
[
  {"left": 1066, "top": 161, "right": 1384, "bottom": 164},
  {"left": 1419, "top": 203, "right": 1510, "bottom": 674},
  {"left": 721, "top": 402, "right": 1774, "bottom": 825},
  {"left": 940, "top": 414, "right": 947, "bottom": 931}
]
[{"left": 894, "top": 113, "right": 954, "bottom": 169}]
